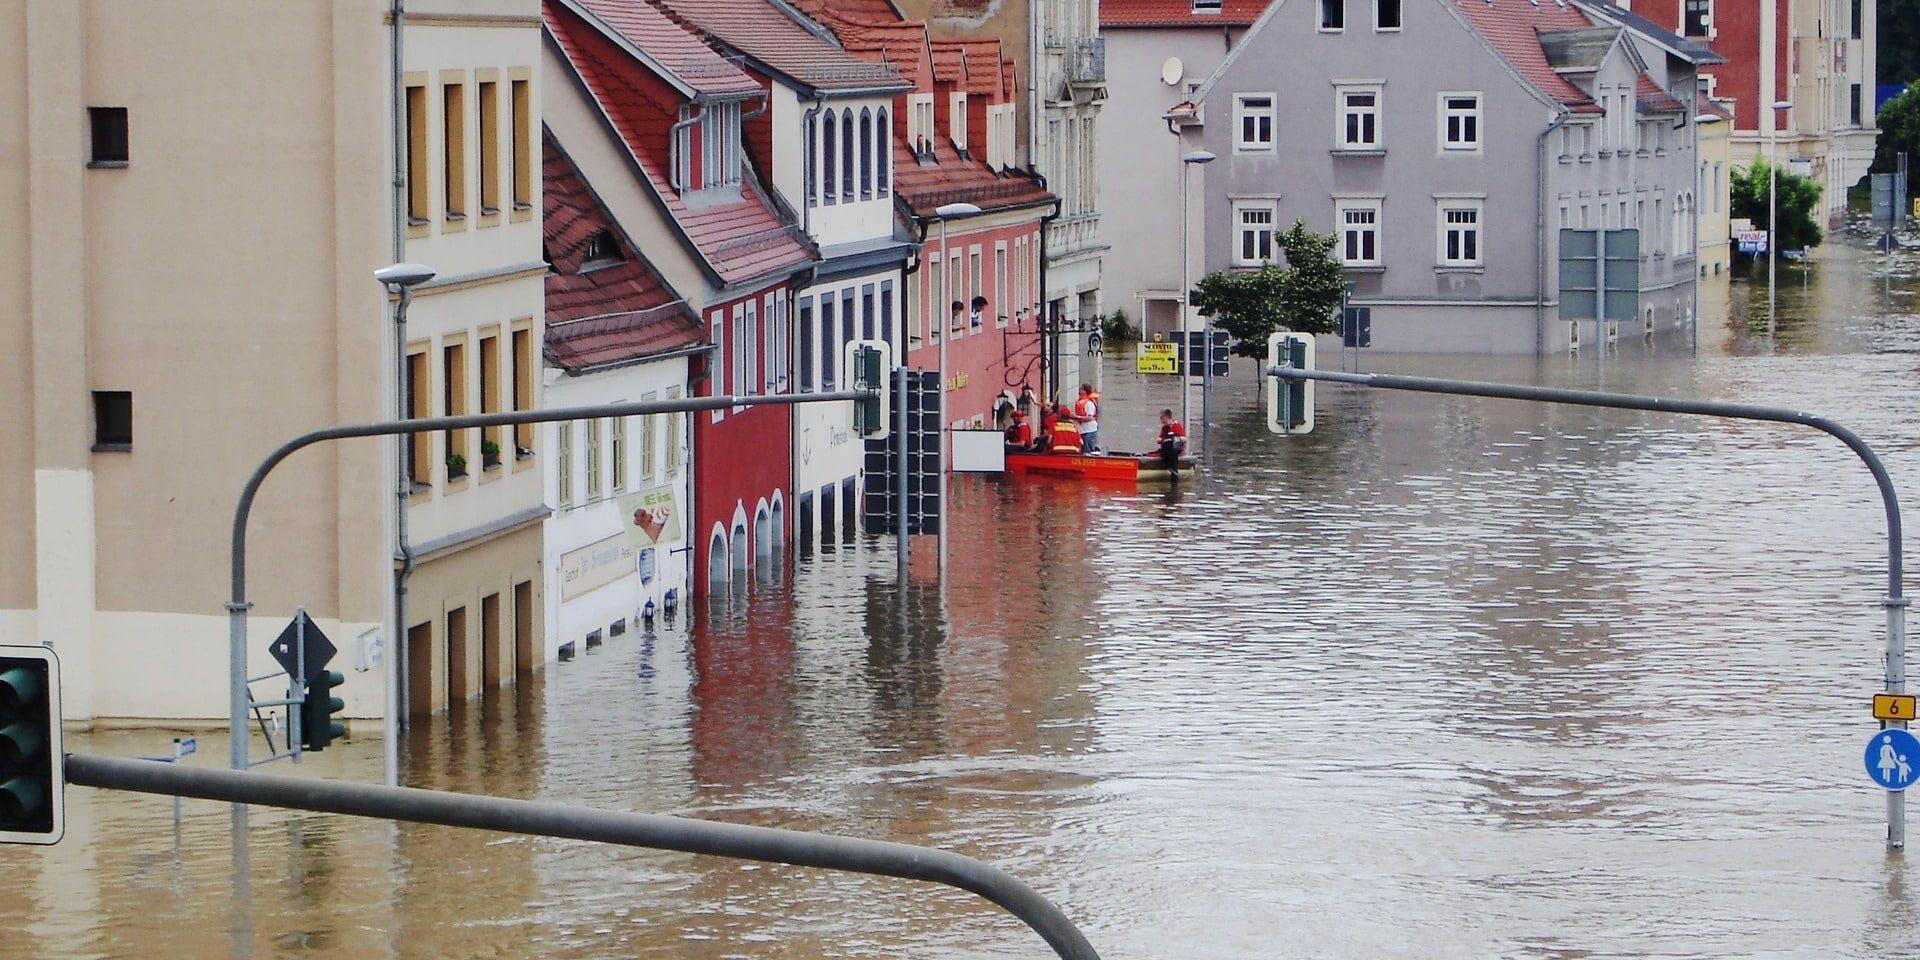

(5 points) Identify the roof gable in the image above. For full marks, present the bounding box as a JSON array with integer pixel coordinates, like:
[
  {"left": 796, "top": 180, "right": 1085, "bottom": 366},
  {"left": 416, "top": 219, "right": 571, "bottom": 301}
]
[
  {"left": 546, "top": 1, "right": 818, "bottom": 289},
  {"left": 561, "top": 0, "right": 763, "bottom": 97}
]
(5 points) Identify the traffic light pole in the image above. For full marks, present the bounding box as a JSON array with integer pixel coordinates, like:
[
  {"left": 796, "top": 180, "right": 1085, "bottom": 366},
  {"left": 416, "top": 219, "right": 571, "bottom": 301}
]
[
  {"left": 227, "top": 390, "right": 876, "bottom": 780},
  {"left": 1266, "top": 365, "right": 1908, "bottom": 848},
  {"left": 64, "top": 752, "right": 1103, "bottom": 960}
]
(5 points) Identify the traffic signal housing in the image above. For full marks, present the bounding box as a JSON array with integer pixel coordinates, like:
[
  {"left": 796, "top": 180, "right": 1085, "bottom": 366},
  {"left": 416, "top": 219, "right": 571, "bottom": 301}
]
[
  {"left": 845, "top": 339, "right": 892, "bottom": 439},
  {"left": 1266, "top": 332, "right": 1315, "bottom": 435},
  {"left": 0, "top": 645, "right": 64, "bottom": 845},
  {"left": 300, "top": 669, "right": 346, "bottom": 752}
]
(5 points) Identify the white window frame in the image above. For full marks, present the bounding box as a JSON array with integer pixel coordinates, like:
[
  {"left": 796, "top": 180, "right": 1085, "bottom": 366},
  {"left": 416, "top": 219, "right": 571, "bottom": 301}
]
[
  {"left": 1232, "top": 199, "right": 1277, "bottom": 266},
  {"left": 1436, "top": 197, "right": 1484, "bottom": 268},
  {"left": 640, "top": 391, "right": 658, "bottom": 482},
  {"left": 1234, "top": 94, "right": 1276, "bottom": 153},
  {"left": 1335, "top": 197, "right": 1382, "bottom": 266},
  {"left": 1335, "top": 83, "right": 1383, "bottom": 151},
  {"left": 1439, "top": 92, "right": 1481, "bottom": 152},
  {"left": 950, "top": 92, "right": 968, "bottom": 149},
  {"left": 710, "top": 311, "right": 726, "bottom": 422},
  {"left": 699, "top": 100, "right": 742, "bottom": 189},
  {"left": 1318, "top": 0, "right": 1345, "bottom": 31},
  {"left": 1374, "top": 0, "right": 1401, "bottom": 31},
  {"left": 907, "top": 93, "right": 934, "bottom": 154}
]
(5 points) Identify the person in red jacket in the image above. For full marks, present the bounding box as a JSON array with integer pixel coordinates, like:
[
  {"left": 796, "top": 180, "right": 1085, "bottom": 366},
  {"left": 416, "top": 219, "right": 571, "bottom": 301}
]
[{"left": 1155, "top": 409, "right": 1187, "bottom": 470}]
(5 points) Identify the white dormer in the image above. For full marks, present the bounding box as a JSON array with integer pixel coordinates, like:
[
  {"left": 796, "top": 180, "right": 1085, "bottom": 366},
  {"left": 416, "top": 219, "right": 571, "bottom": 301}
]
[
  {"left": 673, "top": 99, "right": 742, "bottom": 194},
  {"left": 950, "top": 92, "right": 968, "bottom": 152},
  {"left": 907, "top": 93, "right": 934, "bottom": 155}
]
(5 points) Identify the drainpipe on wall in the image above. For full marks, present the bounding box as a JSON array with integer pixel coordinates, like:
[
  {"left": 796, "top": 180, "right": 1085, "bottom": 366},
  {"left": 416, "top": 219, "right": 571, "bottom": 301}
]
[
  {"left": 1031, "top": 171, "right": 1063, "bottom": 404},
  {"left": 388, "top": 0, "right": 411, "bottom": 787},
  {"left": 1534, "top": 110, "right": 1571, "bottom": 357},
  {"left": 800, "top": 94, "right": 827, "bottom": 235}
]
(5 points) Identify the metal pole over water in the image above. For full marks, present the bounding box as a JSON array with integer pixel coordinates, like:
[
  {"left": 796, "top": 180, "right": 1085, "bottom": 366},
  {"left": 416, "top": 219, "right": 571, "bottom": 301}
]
[
  {"left": 68, "top": 753, "right": 1104, "bottom": 960},
  {"left": 1266, "top": 365, "right": 1908, "bottom": 847}
]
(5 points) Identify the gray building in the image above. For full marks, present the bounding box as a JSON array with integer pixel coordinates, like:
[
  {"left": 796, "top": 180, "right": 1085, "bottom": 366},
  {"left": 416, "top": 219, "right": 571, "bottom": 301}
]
[{"left": 1174, "top": 0, "right": 1721, "bottom": 354}]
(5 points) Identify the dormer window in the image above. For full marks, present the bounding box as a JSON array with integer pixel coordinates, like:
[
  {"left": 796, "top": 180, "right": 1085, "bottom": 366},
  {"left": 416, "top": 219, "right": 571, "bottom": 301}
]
[
  {"left": 674, "top": 100, "right": 744, "bottom": 193},
  {"left": 581, "top": 230, "right": 623, "bottom": 270},
  {"left": 950, "top": 92, "right": 968, "bottom": 151},
  {"left": 907, "top": 93, "right": 935, "bottom": 158},
  {"left": 1192, "top": 0, "right": 1222, "bottom": 12}
]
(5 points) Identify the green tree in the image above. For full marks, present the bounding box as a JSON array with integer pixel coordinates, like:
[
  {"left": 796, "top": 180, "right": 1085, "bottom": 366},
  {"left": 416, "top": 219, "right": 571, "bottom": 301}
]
[
  {"left": 1729, "top": 160, "right": 1823, "bottom": 252},
  {"left": 1873, "top": 80, "right": 1920, "bottom": 183},
  {"left": 1190, "top": 220, "right": 1344, "bottom": 359}
]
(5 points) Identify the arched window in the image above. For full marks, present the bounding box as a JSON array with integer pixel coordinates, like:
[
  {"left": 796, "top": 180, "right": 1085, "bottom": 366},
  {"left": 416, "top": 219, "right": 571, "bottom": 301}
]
[
  {"left": 859, "top": 108, "right": 873, "bottom": 199},
  {"left": 876, "top": 107, "right": 891, "bottom": 197},
  {"left": 805, "top": 114, "right": 817, "bottom": 205},
  {"left": 707, "top": 532, "right": 728, "bottom": 593},
  {"left": 822, "top": 111, "right": 838, "bottom": 204},
  {"left": 841, "top": 108, "right": 855, "bottom": 200}
]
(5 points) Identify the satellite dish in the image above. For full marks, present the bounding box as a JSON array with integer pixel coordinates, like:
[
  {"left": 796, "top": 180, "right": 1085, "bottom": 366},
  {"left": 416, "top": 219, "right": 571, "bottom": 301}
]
[{"left": 1161, "top": 57, "right": 1184, "bottom": 86}]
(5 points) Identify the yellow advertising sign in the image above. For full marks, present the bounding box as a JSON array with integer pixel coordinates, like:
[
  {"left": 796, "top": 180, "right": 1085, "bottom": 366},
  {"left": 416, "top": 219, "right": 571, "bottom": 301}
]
[
  {"left": 1137, "top": 341, "right": 1179, "bottom": 374},
  {"left": 619, "top": 485, "right": 683, "bottom": 550}
]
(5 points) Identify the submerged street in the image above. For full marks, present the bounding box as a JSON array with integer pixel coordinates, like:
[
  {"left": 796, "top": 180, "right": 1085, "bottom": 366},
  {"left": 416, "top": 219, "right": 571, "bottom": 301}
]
[{"left": 7, "top": 239, "right": 1920, "bottom": 960}]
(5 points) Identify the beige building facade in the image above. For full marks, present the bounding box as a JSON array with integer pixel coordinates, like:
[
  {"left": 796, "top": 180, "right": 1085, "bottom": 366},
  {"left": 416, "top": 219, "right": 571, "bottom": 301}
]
[{"left": 0, "top": 0, "right": 546, "bottom": 724}]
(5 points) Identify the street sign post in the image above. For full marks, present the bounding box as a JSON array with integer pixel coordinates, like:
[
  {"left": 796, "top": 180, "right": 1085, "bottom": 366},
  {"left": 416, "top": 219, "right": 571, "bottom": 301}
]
[
  {"left": 268, "top": 610, "right": 336, "bottom": 685},
  {"left": 1867, "top": 730, "right": 1920, "bottom": 791}
]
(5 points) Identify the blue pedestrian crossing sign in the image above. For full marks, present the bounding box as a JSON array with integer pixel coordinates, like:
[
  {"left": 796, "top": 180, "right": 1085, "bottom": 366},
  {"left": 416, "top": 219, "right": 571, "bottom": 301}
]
[{"left": 1865, "top": 729, "right": 1920, "bottom": 790}]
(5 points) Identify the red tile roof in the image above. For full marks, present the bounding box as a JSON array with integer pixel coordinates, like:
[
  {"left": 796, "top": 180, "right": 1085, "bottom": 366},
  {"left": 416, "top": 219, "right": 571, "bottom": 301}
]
[
  {"left": 648, "top": 0, "right": 909, "bottom": 93},
  {"left": 564, "top": 0, "right": 764, "bottom": 97},
  {"left": 1101, "top": 0, "right": 1272, "bottom": 28},
  {"left": 892, "top": 140, "right": 1053, "bottom": 218},
  {"left": 1450, "top": 0, "right": 1603, "bottom": 113},
  {"left": 543, "top": 132, "right": 703, "bottom": 372},
  {"left": 1635, "top": 72, "right": 1685, "bottom": 112},
  {"left": 547, "top": 1, "right": 818, "bottom": 288}
]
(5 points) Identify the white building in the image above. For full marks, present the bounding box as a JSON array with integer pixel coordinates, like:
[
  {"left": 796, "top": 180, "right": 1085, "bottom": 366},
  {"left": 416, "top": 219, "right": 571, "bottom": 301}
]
[{"left": 541, "top": 137, "right": 698, "bottom": 658}]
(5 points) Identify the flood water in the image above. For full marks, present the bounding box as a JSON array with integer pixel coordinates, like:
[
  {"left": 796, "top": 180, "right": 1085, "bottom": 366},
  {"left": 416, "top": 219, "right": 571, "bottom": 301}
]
[{"left": 8, "top": 238, "right": 1920, "bottom": 959}]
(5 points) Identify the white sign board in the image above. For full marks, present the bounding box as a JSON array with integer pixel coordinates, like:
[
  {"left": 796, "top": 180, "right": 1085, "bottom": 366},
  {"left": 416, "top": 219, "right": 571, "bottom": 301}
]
[{"left": 951, "top": 429, "right": 1007, "bottom": 472}]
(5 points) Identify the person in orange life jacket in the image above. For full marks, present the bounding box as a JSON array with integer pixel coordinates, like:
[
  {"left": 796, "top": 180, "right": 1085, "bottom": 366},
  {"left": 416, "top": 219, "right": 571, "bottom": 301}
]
[
  {"left": 1071, "top": 383, "right": 1100, "bottom": 453},
  {"left": 1155, "top": 409, "right": 1187, "bottom": 470},
  {"left": 1049, "top": 404, "right": 1081, "bottom": 454}
]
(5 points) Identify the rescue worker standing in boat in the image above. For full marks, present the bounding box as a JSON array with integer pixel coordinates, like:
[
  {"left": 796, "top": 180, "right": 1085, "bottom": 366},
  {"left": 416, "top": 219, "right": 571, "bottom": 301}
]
[
  {"left": 1155, "top": 409, "right": 1187, "bottom": 472},
  {"left": 1071, "top": 384, "right": 1100, "bottom": 454}
]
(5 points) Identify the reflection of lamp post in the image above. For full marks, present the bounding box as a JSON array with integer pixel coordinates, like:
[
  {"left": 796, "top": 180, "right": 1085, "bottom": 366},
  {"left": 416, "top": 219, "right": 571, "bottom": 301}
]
[
  {"left": 932, "top": 201, "right": 980, "bottom": 582},
  {"left": 373, "top": 261, "right": 434, "bottom": 788},
  {"left": 1768, "top": 99, "right": 1792, "bottom": 336},
  {"left": 1179, "top": 149, "right": 1215, "bottom": 443}
]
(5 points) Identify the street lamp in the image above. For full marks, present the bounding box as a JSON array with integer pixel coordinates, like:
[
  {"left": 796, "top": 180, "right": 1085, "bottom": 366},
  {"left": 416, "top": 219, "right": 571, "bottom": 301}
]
[
  {"left": 1179, "top": 149, "right": 1216, "bottom": 450},
  {"left": 1768, "top": 99, "right": 1792, "bottom": 337},
  {"left": 932, "top": 202, "right": 980, "bottom": 582},
  {"left": 373, "top": 261, "right": 433, "bottom": 788}
]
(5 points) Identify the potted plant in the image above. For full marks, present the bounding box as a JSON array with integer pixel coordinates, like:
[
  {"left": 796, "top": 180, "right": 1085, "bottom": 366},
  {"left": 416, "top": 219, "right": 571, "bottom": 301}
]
[
  {"left": 481, "top": 439, "right": 502, "bottom": 470},
  {"left": 446, "top": 452, "right": 468, "bottom": 479}
]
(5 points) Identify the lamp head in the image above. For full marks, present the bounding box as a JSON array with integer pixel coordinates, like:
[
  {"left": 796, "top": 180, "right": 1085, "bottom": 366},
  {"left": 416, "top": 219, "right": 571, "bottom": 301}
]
[
  {"left": 935, "top": 201, "right": 984, "bottom": 219},
  {"left": 373, "top": 262, "right": 436, "bottom": 288},
  {"left": 1182, "top": 150, "right": 1217, "bottom": 164},
  {"left": 1771, "top": 100, "right": 1793, "bottom": 110}
]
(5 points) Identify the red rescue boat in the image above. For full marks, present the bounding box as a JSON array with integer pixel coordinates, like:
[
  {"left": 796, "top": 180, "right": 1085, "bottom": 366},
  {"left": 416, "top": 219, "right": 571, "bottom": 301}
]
[{"left": 1004, "top": 450, "right": 1196, "bottom": 484}]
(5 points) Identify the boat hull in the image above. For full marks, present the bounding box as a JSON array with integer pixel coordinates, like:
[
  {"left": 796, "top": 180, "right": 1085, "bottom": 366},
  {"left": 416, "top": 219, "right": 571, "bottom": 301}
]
[{"left": 1004, "top": 451, "right": 1195, "bottom": 484}]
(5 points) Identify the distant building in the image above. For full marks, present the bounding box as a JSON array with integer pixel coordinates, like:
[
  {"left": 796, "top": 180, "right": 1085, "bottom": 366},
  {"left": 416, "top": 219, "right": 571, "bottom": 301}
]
[
  {"left": 1098, "top": 0, "right": 1272, "bottom": 339},
  {"left": 1177, "top": 0, "right": 1719, "bottom": 353},
  {"left": 543, "top": 0, "right": 818, "bottom": 596},
  {"left": 1599, "top": 0, "right": 1879, "bottom": 226},
  {"left": 892, "top": 0, "right": 1108, "bottom": 388},
  {"left": 0, "top": 0, "right": 549, "bottom": 722}
]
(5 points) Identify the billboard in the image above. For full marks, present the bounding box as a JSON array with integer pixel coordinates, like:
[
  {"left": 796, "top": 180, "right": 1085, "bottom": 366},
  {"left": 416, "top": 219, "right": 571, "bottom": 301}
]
[{"left": 619, "top": 485, "right": 684, "bottom": 550}]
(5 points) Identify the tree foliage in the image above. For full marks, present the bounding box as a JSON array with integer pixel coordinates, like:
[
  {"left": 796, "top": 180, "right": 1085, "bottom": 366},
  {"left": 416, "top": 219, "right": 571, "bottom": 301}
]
[
  {"left": 1729, "top": 160, "right": 1823, "bottom": 252},
  {"left": 1189, "top": 220, "right": 1344, "bottom": 359},
  {"left": 1873, "top": 80, "right": 1920, "bottom": 182}
]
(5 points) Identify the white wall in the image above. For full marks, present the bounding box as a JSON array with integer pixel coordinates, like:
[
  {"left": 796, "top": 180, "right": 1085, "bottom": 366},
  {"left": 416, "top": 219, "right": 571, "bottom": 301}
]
[{"left": 542, "top": 357, "right": 692, "bottom": 657}]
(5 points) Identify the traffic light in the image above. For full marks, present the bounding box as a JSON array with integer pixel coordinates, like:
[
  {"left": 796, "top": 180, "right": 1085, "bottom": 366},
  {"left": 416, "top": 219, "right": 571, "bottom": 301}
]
[
  {"left": 1266, "top": 332, "right": 1315, "bottom": 435},
  {"left": 0, "top": 645, "right": 63, "bottom": 845},
  {"left": 845, "top": 339, "right": 892, "bottom": 439},
  {"left": 300, "top": 670, "right": 346, "bottom": 752}
]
